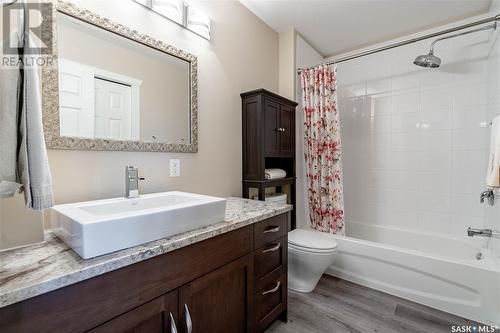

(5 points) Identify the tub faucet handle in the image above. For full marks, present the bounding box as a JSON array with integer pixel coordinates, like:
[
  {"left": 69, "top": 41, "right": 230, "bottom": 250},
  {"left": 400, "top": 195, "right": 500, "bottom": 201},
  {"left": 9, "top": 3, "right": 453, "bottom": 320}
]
[{"left": 480, "top": 190, "right": 495, "bottom": 206}]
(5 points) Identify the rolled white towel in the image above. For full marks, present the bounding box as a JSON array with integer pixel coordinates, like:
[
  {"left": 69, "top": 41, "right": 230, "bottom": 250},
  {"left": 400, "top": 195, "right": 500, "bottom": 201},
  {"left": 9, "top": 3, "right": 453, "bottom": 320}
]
[
  {"left": 265, "top": 168, "right": 286, "bottom": 180},
  {"left": 486, "top": 114, "right": 500, "bottom": 188}
]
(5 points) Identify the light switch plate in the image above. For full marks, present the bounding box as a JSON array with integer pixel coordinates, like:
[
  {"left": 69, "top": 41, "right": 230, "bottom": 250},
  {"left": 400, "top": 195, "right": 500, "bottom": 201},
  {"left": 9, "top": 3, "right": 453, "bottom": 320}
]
[{"left": 170, "top": 159, "right": 180, "bottom": 177}]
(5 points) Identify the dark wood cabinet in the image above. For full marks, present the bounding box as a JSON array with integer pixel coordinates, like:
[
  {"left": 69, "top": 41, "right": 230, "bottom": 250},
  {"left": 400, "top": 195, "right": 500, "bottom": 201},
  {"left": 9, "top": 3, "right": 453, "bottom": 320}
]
[
  {"left": 278, "top": 104, "right": 295, "bottom": 157},
  {"left": 263, "top": 99, "right": 294, "bottom": 158},
  {"left": 0, "top": 213, "right": 289, "bottom": 333},
  {"left": 179, "top": 254, "right": 254, "bottom": 333},
  {"left": 252, "top": 214, "right": 288, "bottom": 332},
  {"left": 254, "top": 274, "right": 287, "bottom": 332},
  {"left": 241, "top": 89, "right": 298, "bottom": 229},
  {"left": 264, "top": 99, "right": 281, "bottom": 157}
]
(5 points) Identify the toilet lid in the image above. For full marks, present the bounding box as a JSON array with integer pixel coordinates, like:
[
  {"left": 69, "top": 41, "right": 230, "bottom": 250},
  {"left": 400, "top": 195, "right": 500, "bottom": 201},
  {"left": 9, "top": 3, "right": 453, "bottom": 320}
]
[{"left": 288, "top": 229, "right": 338, "bottom": 251}]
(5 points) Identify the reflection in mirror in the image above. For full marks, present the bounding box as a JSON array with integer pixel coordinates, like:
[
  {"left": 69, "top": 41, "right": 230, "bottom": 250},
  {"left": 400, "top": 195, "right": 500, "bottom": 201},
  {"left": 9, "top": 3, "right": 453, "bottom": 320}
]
[{"left": 57, "top": 13, "right": 191, "bottom": 144}]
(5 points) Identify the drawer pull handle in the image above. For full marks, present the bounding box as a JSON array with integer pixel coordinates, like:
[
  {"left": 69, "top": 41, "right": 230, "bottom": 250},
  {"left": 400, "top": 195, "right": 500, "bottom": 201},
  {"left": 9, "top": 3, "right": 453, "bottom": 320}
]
[
  {"left": 184, "top": 304, "right": 193, "bottom": 333},
  {"left": 262, "top": 243, "right": 281, "bottom": 253},
  {"left": 263, "top": 226, "right": 280, "bottom": 234},
  {"left": 170, "top": 312, "right": 178, "bottom": 333},
  {"left": 262, "top": 281, "right": 281, "bottom": 295}
]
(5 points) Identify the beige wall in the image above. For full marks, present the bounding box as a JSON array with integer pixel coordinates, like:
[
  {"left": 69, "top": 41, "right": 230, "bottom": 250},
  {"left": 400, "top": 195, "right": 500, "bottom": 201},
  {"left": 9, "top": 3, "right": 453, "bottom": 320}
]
[
  {"left": 0, "top": 0, "right": 279, "bottom": 245},
  {"left": 58, "top": 14, "right": 191, "bottom": 143},
  {"left": 0, "top": 193, "right": 44, "bottom": 250},
  {"left": 278, "top": 29, "right": 296, "bottom": 100}
]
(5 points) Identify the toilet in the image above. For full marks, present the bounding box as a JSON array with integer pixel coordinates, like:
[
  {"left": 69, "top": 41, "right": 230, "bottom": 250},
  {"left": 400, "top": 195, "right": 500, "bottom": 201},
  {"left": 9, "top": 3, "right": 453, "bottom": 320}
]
[
  {"left": 261, "top": 193, "right": 338, "bottom": 293},
  {"left": 288, "top": 229, "right": 338, "bottom": 293}
]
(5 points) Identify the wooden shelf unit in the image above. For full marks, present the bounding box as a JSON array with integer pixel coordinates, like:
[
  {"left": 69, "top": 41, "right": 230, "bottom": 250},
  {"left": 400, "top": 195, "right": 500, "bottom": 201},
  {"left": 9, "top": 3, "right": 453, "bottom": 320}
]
[{"left": 241, "top": 89, "right": 298, "bottom": 230}]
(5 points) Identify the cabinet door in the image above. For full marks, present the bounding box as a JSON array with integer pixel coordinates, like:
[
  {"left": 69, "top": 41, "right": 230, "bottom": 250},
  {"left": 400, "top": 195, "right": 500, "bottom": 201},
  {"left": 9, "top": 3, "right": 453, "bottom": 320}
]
[
  {"left": 178, "top": 254, "right": 254, "bottom": 333},
  {"left": 87, "top": 291, "right": 179, "bottom": 333},
  {"left": 279, "top": 104, "right": 295, "bottom": 157},
  {"left": 264, "top": 99, "right": 280, "bottom": 156}
]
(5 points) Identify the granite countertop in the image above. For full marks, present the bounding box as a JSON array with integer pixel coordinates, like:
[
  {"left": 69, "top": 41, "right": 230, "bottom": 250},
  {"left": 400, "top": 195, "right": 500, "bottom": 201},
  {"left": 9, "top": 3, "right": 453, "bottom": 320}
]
[{"left": 0, "top": 197, "right": 292, "bottom": 308}]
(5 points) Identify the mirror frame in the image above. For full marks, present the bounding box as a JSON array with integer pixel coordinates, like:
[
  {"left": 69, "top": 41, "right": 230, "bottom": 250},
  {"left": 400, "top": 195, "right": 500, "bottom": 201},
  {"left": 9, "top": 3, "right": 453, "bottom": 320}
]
[{"left": 42, "top": 0, "right": 198, "bottom": 153}]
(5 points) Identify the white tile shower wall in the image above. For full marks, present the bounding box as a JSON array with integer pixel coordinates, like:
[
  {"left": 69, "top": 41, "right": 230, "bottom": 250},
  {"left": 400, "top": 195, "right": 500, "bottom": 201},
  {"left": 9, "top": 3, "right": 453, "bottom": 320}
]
[{"left": 337, "top": 26, "right": 500, "bottom": 254}]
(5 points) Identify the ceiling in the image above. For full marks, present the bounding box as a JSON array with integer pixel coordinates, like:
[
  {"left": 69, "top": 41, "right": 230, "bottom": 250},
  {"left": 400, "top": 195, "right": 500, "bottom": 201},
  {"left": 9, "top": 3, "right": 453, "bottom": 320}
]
[{"left": 239, "top": 0, "right": 493, "bottom": 57}]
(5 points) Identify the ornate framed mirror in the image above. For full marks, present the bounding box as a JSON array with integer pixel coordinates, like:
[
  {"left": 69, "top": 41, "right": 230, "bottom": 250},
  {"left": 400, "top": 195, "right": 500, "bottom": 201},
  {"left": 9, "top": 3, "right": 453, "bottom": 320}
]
[{"left": 42, "top": 1, "right": 198, "bottom": 152}]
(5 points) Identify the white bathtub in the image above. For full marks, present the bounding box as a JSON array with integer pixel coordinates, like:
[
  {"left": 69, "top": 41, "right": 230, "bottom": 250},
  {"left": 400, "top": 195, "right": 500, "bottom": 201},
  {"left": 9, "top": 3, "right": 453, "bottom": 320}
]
[{"left": 325, "top": 221, "right": 500, "bottom": 325}]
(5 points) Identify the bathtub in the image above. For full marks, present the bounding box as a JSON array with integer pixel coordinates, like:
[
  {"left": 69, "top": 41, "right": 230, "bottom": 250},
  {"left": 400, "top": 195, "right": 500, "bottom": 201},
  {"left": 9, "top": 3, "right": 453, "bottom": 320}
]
[{"left": 325, "top": 221, "right": 500, "bottom": 325}]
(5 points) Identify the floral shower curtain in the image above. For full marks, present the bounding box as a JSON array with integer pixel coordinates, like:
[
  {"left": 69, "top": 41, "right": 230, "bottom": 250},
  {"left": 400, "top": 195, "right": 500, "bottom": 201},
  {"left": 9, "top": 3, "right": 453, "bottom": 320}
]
[{"left": 300, "top": 65, "right": 345, "bottom": 235}]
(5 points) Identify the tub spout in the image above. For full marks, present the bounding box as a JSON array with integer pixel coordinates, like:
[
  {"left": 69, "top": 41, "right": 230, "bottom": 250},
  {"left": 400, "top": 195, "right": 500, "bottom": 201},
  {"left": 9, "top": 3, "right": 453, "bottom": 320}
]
[{"left": 467, "top": 227, "right": 492, "bottom": 237}]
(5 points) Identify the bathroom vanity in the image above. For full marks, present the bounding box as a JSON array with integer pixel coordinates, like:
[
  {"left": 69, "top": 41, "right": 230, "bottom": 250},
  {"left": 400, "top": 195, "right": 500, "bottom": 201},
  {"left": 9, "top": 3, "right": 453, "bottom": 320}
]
[
  {"left": 0, "top": 198, "right": 291, "bottom": 333},
  {"left": 0, "top": 3, "right": 292, "bottom": 332}
]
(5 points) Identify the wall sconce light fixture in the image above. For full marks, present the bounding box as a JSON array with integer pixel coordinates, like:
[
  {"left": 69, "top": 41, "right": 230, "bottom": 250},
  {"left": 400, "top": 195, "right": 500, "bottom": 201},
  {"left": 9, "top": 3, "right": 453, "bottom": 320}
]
[
  {"left": 152, "top": 0, "right": 184, "bottom": 25},
  {"left": 133, "top": 0, "right": 211, "bottom": 40},
  {"left": 186, "top": 4, "right": 211, "bottom": 40}
]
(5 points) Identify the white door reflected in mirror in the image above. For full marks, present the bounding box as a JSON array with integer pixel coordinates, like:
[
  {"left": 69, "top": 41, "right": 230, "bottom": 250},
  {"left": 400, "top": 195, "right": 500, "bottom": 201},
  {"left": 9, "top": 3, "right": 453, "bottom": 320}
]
[
  {"left": 58, "top": 60, "right": 94, "bottom": 138},
  {"left": 59, "top": 59, "right": 140, "bottom": 141},
  {"left": 94, "top": 78, "right": 133, "bottom": 141},
  {"left": 57, "top": 12, "right": 191, "bottom": 145}
]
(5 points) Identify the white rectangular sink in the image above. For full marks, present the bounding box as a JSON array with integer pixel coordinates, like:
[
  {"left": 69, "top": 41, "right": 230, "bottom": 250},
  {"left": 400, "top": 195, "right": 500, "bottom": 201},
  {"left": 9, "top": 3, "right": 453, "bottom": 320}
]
[{"left": 52, "top": 192, "right": 226, "bottom": 259}]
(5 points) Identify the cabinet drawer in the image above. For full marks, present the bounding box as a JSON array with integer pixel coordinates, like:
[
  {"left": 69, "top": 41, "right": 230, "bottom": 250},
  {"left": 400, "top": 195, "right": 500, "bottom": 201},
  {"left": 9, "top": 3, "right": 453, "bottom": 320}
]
[
  {"left": 254, "top": 214, "right": 287, "bottom": 249},
  {"left": 255, "top": 274, "right": 287, "bottom": 332},
  {"left": 254, "top": 237, "right": 287, "bottom": 291}
]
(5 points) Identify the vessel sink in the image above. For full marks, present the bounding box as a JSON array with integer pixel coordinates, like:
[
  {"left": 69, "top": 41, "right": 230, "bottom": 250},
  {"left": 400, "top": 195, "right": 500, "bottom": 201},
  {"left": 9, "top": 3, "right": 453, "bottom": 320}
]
[{"left": 52, "top": 192, "right": 227, "bottom": 259}]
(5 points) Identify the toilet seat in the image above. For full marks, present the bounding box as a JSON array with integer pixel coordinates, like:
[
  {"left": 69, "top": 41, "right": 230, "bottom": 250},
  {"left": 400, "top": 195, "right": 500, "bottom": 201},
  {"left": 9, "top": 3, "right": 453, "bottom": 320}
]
[
  {"left": 288, "top": 242, "right": 337, "bottom": 254},
  {"left": 288, "top": 229, "right": 338, "bottom": 253}
]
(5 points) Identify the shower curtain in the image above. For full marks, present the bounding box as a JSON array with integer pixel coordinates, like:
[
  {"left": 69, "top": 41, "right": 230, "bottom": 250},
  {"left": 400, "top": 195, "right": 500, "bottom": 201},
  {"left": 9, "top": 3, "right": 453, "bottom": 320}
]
[{"left": 300, "top": 65, "right": 344, "bottom": 235}]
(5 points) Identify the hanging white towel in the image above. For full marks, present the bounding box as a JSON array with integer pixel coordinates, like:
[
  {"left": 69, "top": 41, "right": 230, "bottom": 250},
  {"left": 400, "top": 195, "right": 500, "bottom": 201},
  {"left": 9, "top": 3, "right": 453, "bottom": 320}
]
[
  {"left": 0, "top": 6, "right": 23, "bottom": 197},
  {"left": 486, "top": 114, "right": 500, "bottom": 188},
  {"left": 265, "top": 168, "right": 287, "bottom": 180},
  {"left": 0, "top": 3, "right": 53, "bottom": 210}
]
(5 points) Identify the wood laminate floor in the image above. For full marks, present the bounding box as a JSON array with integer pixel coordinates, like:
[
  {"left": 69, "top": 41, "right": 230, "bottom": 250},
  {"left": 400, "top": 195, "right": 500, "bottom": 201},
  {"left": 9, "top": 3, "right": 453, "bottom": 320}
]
[{"left": 266, "top": 275, "right": 479, "bottom": 333}]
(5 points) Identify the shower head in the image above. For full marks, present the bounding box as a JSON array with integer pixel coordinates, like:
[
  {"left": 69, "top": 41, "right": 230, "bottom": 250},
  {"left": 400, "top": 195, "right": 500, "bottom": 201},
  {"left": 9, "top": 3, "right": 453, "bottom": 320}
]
[
  {"left": 413, "top": 22, "right": 497, "bottom": 69},
  {"left": 413, "top": 51, "right": 441, "bottom": 68}
]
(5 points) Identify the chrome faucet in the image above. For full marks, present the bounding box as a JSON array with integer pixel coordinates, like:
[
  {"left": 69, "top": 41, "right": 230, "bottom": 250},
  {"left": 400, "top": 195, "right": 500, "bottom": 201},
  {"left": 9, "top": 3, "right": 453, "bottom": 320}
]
[
  {"left": 467, "top": 227, "right": 493, "bottom": 237},
  {"left": 480, "top": 190, "right": 495, "bottom": 206},
  {"left": 125, "top": 166, "right": 145, "bottom": 198},
  {"left": 467, "top": 227, "right": 500, "bottom": 239}
]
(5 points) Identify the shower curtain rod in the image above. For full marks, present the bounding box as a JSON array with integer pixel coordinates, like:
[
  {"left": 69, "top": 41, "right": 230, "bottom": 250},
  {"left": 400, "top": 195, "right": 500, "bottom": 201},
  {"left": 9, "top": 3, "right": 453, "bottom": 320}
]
[{"left": 297, "top": 14, "right": 500, "bottom": 74}]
